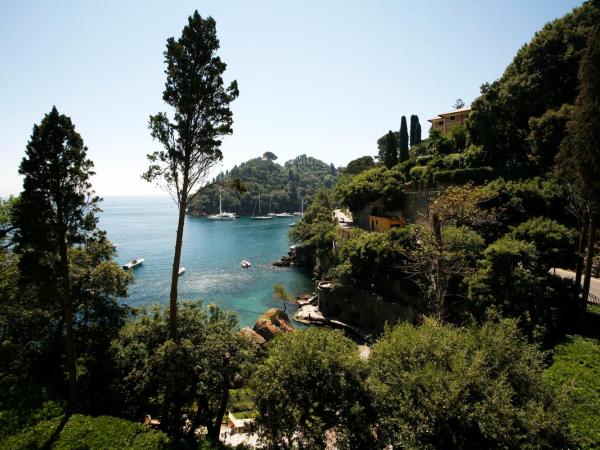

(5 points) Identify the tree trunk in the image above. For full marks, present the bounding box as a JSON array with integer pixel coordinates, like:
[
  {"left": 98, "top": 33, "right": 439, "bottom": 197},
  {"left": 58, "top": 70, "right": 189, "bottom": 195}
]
[
  {"left": 581, "top": 215, "right": 597, "bottom": 313},
  {"left": 575, "top": 220, "right": 587, "bottom": 293},
  {"left": 432, "top": 213, "right": 444, "bottom": 319},
  {"left": 59, "top": 231, "right": 76, "bottom": 411},
  {"left": 168, "top": 178, "right": 189, "bottom": 339},
  {"left": 211, "top": 372, "right": 230, "bottom": 442}
]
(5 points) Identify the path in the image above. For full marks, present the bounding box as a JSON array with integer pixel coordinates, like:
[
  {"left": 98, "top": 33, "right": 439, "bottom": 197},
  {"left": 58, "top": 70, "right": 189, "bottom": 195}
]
[{"left": 553, "top": 268, "right": 600, "bottom": 304}]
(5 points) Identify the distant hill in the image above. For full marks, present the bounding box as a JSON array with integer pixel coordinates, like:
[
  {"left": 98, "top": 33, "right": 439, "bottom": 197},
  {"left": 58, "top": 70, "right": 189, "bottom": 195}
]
[{"left": 188, "top": 153, "right": 338, "bottom": 215}]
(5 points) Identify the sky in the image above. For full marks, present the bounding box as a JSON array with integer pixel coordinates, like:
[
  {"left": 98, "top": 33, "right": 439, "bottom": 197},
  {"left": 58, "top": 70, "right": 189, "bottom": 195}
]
[{"left": 0, "top": 0, "right": 585, "bottom": 197}]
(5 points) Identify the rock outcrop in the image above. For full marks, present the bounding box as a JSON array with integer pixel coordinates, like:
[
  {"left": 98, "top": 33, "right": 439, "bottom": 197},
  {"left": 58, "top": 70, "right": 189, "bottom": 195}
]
[
  {"left": 239, "top": 327, "right": 266, "bottom": 347},
  {"left": 253, "top": 308, "right": 295, "bottom": 341}
]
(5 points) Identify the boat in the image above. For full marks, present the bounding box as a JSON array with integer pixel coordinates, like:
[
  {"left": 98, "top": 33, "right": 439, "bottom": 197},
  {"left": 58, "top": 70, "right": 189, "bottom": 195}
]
[
  {"left": 251, "top": 186, "right": 273, "bottom": 220},
  {"left": 178, "top": 267, "right": 186, "bottom": 276},
  {"left": 275, "top": 212, "right": 293, "bottom": 217},
  {"left": 207, "top": 190, "right": 238, "bottom": 221},
  {"left": 123, "top": 258, "right": 144, "bottom": 270},
  {"left": 241, "top": 260, "right": 251, "bottom": 268},
  {"left": 293, "top": 198, "right": 305, "bottom": 216},
  {"left": 289, "top": 222, "right": 296, "bottom": 227}
]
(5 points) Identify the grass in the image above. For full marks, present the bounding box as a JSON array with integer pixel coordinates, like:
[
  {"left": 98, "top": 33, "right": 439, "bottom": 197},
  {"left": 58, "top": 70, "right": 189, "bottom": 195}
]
[
  {"left": 228, "top": 388, "right": 256, "bottom": 415},
  {"left": 0, "top": 414, "right": 169, "bottom": 450},
  {"left": 545, "top": 335, "right": 600, "bottom": 449}
]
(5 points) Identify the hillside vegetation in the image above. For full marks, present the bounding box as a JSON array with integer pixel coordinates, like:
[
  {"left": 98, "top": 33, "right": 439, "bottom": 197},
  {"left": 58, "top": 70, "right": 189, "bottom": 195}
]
[{"left": 188, "top": 154, "right": 337, "bottom": 215}]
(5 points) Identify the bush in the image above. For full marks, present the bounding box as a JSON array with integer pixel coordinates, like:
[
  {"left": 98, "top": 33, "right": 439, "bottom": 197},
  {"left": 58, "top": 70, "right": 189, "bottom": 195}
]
[
  {"left": 334, "top": 166, "right": 405, "bottom": 213},
  {"left": 368, "top": 319, "right": 573, "bottom": 449},
  {"left": 432, "top": 167, "right": 496, "bottom": 185},
  {"left": 251, "top": 328, "right": 374, "bottom": 449},
  {"left": 0, "top": 414, "right": 169, "bottom": 450}
]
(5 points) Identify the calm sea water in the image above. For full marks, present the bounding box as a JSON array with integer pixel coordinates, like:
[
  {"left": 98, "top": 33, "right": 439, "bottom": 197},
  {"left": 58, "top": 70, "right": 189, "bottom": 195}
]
[{"left": 99, "top": 196, "right": 313, "bottom": 327}]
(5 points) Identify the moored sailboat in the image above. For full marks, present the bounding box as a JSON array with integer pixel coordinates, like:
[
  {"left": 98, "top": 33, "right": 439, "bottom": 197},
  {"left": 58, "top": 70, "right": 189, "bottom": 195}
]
[{"left": 251, "top": 186, "right": 273, "bottom": 220}]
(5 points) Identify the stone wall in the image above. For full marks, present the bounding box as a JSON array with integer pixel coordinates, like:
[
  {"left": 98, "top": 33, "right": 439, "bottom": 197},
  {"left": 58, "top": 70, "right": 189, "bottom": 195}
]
[{"left": 317, "top": 283, "right": 416, "bottom": 334}]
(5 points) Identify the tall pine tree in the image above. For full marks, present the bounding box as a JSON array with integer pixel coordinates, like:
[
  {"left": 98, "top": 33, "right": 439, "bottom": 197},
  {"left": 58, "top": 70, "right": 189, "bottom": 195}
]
[
  {"left": 143, "top": 11, "right": 238, "bottom": 338},
  {"left": 14, "top": 106, "right": 100, "bottom": 410},
  {"left": 399, "top": 116, "right": 409, "bottom": 161},
  {"left": 557, "top": 24, "right": 600, "bottom": 313}
]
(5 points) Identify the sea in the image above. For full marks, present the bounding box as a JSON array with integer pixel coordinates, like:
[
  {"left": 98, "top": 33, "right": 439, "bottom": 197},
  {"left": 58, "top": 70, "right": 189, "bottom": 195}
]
[{"left": 99, "top": 196, "right": 313, "bottom": 327}]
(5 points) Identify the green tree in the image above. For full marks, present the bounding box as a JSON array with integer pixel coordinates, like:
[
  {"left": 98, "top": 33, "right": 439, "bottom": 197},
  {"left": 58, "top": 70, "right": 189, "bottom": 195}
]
[
  {"left": 399, "top": 116, "right": 409, "bottom": 162},
  {"left": 385, "top": 130, "right": 398, "bottom": 168},
  {"left": 334, "top": 165, "right": 405, "bottom": 214},
  {"left": 272, "top": 284, "right": 294, "bottom": 314},
  {"left": 527, "top": 104, "right": 573, "bottom": 172},
  {"left": 509, "top": 217, "right": 576, "bottom": 271},
  {"left": 453, "top": 98, "right": 465, "bottom": 109},
  {"left": 251, "top": 328, "right": 374, "bottom": 449},
  {"left": 262, "top": 151, "right": 277, "bottom": 160},
  {"left": 467, "top": 3, "right": 600, "bottom": 167},
  {"left": 342, "top": 156, "right": 375, "bottom": 175},
  {"left": 143, "top": 11, "right": 238, "bottom": 338},
  {"left": 113, "top": 301, "right": 253, "bottom": 442},
  {"left": 557, "top": 24, "right": 600, "bottom": 312},
  {"left": 13, "top": 107, "right": 100, "bottom": 410},
  {"left": 409, "top": 114, "right": 422, "bottom": 146},
  {"left": 368, "top": 319, "right": 572, "bottom": 449}
]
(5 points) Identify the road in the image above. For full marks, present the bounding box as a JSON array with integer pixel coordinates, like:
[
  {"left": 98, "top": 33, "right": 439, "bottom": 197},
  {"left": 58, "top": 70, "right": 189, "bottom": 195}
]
[{"left": 553, "top": 268, "right": 600, "bottom": 304}]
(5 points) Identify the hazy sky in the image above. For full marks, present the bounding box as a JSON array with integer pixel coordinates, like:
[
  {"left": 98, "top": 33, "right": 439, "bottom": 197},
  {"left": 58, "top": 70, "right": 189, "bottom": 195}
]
[{"left": 0, "top": 0, "right": 584, "bottom": 197}]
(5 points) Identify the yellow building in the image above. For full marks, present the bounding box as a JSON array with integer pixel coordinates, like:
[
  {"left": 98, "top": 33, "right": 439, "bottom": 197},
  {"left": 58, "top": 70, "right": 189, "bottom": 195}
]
[
  {"left": 368, "top": 215, "right": 406, "bottom": 232},
  {"left": 428, "top": 105, "right": 471, "bottom": 134}
]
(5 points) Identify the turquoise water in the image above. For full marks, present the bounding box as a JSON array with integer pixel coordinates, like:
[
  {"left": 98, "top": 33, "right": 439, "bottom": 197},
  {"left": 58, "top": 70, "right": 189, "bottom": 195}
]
[{"left": 99, "top": 196, "right": 313, "bottom": 327}]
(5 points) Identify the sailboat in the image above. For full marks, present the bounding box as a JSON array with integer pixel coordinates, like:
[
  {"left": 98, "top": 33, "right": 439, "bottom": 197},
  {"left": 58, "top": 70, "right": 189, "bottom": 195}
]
[
  {"left": 207, "top": 190, "right": 238, "bottom": 221},
  {"left": 251, "top": 186, "right": 273, "bottom": 220},
  {"left": 293, "top": 198, "right": 305, "bottom": 216}
]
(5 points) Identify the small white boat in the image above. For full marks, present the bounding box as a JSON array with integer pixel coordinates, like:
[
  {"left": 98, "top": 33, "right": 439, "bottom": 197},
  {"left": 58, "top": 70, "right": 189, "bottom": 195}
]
[
  {"left": 241, "top": 260, "right": 251, "bottom": 268},
  {"left": 178, "top": 267, "right": 186, "bottom": 276},
  {"left": 123, "top": 258, "right": 144, "bottom": 270},
  {"left": 275, "top": 212, "right": 293, "bottom": 217},
  {"left": 289, "top": 222, "right": 296, "bottom": 227}
]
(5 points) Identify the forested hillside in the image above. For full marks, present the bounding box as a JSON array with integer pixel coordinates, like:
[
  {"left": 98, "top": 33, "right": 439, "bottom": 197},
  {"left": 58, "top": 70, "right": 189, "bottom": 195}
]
[{"left": 188, "top": 153, "right": 338, "bottom": 215}]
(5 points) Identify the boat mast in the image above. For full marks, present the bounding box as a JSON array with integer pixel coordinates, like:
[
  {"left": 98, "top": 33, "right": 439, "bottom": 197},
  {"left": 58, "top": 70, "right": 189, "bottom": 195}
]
[
  {"left": 258, "top": 186, "right": 261, "bottom": 215},
  {"left": 219, "top": 189, "right": 223, "bottom": 215}
]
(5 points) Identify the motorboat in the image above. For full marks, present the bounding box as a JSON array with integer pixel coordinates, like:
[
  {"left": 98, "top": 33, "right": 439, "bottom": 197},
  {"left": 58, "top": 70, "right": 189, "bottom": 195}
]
[
  {"left": 178, "top": 267, "right": 186, "bottom": 276},
  {"left": 241, "top": 260, "right": 251, "bottom": 268},
  {"left": 275, "top": 212, "right": 293, "bottom": 217},
  {"left": 123, "top": 258, "right": 144, "bottom": 270}
]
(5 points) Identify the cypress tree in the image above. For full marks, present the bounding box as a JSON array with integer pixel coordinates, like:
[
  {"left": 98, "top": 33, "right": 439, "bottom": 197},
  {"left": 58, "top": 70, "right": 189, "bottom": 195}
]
[
  {"left": 410, "top": 114, "right": 422, "bottom": 146},
  {"left": 14, "top": 106, "right": 100, "bottom": 410},
  {"left": 384, "top": 131, "right": 398, "bottom": 168},
  {"left": 414, "top": 117, "right": 422, "bottom": 145},
  {"left": 399, "top": 116, "right": 409, "bottom": 161}
]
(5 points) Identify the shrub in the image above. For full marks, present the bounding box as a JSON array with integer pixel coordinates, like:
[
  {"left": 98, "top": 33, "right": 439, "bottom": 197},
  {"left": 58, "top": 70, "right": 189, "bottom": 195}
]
[
  {"left": 368, "top": 319, "right": 573, "bottom": 449},
  {"left": 432, "top": 167, "right": 496, "bottom": 185},
  {"left": 251, "top": 328, "right": 374, "bottom": 449}
]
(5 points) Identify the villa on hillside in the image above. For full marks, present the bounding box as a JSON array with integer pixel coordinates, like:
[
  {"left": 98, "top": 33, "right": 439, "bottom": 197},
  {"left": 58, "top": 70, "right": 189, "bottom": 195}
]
[{"left": 428, "top": 105, "right": 471, "bottom": 134}]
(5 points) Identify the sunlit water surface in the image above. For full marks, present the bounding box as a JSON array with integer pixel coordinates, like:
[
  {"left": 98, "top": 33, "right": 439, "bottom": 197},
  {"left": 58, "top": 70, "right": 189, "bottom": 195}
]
[{"left": 99, "top": 196, "right": 312, "bottom": 327}]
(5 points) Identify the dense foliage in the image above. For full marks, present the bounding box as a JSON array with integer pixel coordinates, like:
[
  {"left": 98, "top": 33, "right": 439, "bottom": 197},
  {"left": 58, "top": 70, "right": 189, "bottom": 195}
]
[
  {"left": 545, "top": 335, "right": 600, "bottom": 448},
  {"left": 188, "top": 154, "right": 337, "bottom": 215},
  {"left": 112, "top": 301, "right": 254, "bottom": 441},
  {"left": 368, "top": 319, "right": 573, "bottom": 449},
  {"left": 467, "top": 1, "right": 600, "bottom": 167},
  {"left": 251, "top": 328, "right": 374, "bottom": 449}
]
